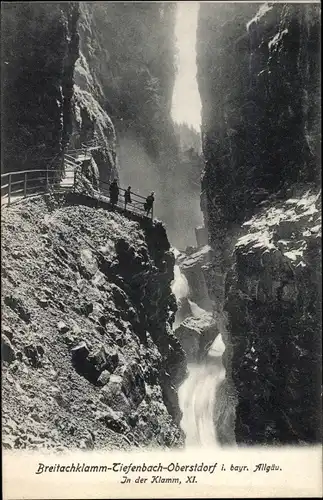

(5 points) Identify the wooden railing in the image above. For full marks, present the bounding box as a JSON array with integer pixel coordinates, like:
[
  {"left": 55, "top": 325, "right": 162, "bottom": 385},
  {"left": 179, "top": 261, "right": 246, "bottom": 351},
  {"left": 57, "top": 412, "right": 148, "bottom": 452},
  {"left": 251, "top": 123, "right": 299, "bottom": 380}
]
[
  {"left": 97, "top": 179, "right": 153, "bottom": 219},
  {"left": 73, "top": 167, "right": 153, "bottom": 219},
  {"left": 1, "top": 168, "right": 60, "bottom": 205},
  {"left": 66, "top": 145, "right": 98, "bottom": 159},
  {"left": 1, "top": 148, "right": 154, "bottom": 220},
  {"left": 1, "top": 143, "right": 92, "bottom": 206}
]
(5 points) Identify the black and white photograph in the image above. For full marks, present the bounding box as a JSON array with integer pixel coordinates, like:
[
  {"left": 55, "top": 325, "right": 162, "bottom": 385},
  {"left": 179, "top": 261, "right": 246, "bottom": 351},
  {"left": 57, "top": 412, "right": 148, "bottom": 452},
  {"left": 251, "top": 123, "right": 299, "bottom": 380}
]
[{"left": 1, "top": 1, "right": 322, "bottom": 498}]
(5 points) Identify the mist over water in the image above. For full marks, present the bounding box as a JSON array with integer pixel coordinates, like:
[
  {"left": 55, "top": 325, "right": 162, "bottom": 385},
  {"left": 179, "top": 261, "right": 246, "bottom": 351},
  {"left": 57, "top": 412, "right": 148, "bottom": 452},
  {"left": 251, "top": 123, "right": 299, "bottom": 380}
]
[
  {"left": 116, "top": 135, "right": 161, "bottom": 207},
  {"left": 115, "top": 2, "right": 204, "bottom": 250},
  {"left": 171, "top": 2, "right": 201, "bottom": 130},
  {"left": 117, "top": 134, "right": 201, "bottom": 248}
]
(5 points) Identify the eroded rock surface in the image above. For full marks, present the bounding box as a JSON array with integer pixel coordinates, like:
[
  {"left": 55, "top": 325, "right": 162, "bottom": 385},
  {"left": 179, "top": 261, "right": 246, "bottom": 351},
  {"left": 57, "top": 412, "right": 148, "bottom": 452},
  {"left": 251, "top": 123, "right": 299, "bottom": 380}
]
[
  {"left": 174, "top": 313, "right": 215, "bottom": 363},
  {"left": 2, "top": 194, "right": 187, "bottom": 451},
  {"left": 178, "top": 245, "right": 214, "bottom": 310},
  {"left": 225, "top": 188, "right": 321, "bottom": 444},
  {"left": 197, "top": 2, "right": 321, "bottom": 444},
  {"left": 2, "top": 3, "right": 80, "bottom": 175}
]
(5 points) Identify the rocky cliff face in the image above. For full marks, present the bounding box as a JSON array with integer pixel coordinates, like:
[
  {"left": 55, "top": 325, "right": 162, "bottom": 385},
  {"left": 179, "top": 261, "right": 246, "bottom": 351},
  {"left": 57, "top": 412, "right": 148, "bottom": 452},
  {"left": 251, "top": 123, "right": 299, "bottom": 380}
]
[
  {"left": 74, "top": 2, "right": 181, "bottom": 238},
  {"left": 2, "top": 3, "right": 80, "bottom": 174},
  {"left": 226, "top": 188, "right": 321, "bottom": 444},
  {"left": 198, "top": 3, "right": 321, "bottom": 240},
  {"left": 177, "top": 245, "right": 214, "bottom": 311},
  {"left": 2, "top": 2, "right": 198, "bottom": 248},
  {"left": 2, "top": 193, "right": 186, "bottom": 450},
  {"left": 71, "top": 3, "right": 120, "bottom": 184},
  {"left": 2, "top": 2, "right": 178, "bottom": 188},
  {"left": 197, "top": 2, "right": 321, "bottom": 444}
]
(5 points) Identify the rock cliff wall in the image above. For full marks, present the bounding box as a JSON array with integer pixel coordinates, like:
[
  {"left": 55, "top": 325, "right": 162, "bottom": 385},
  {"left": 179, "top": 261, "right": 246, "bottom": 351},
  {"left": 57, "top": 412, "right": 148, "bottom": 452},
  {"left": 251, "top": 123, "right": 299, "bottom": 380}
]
[
  {"left": 2, "top": 194, "right": 186, "bottom": 450},
  {"left": 2, "top": 2, "right": 200, "bottom": 248},
  {"left": 1, "top": 1, "right": 191, "bottom": 452},
  {"left": 2, "top": 2, "right": 178, "bottom": 189},
  {"left": 198, "top": 3, "right": 321, "bottom": 240},
  {"left": 75, "top": 2, "right": 181, "bottom": 240},
  {"left": 71, "top": 2, "right": 119, "bottom": 184},
  {"left": 197, "top": 2, "right": 321, "bottom": 444},
  {"left": 225, "top": 188, "right": 321, "bottom": 444},
  {"left": 2, "top": 2, "right": 80, "bottom": 174}
]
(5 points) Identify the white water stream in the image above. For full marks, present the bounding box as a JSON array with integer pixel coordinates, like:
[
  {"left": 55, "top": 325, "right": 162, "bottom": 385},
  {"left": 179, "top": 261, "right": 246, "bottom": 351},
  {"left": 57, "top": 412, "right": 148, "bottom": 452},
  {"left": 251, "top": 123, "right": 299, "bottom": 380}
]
[
  {"left": 172, "top": 264, "right": 189, "bottom": 300},
  {"left": 171, "top": 252, "right": 227, "bottom": 447}
]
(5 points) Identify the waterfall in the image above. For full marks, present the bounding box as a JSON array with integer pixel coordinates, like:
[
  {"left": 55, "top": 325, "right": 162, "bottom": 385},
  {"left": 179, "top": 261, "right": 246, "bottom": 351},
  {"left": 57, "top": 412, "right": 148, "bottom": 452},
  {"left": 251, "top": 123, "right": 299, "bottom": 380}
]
[
  {"left": 178, "top": 336, "right": 226, "bottom": 448},
  {"left": 171, "top": 249, "right": 228, "bottom": 448},
  {"left": 171, "top": 264, "right": 189, "bottom": 300},
  {"left": 188, "top": 298, "right": 208, "bottom": 318}
]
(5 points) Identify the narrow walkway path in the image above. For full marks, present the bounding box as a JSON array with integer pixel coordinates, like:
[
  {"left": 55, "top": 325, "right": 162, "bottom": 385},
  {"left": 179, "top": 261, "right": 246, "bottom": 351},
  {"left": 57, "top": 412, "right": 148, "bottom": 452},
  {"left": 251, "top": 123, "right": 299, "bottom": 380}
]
[
  {"left": 2, "top": 144, "right": 153, "bottom": 220},
  {"left": 60, "top": 152, "right": 92, "bottom": 190},
  {"left": 1, "top": 192, "right": 24, "bottom": 207}
]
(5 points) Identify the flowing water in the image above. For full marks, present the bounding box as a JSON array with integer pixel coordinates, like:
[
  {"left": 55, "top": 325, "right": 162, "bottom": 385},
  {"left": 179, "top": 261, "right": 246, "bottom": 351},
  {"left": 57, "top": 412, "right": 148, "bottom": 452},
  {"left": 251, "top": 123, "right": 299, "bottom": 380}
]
[
  {"left": 178, "top": 336, "right": 226, "bottom": 447},
  {"left": 171, "top": 264, "right": 189, "bottom": 301},
  {"left": 171, "top": 251, "right": 228, "bottom": 447}
]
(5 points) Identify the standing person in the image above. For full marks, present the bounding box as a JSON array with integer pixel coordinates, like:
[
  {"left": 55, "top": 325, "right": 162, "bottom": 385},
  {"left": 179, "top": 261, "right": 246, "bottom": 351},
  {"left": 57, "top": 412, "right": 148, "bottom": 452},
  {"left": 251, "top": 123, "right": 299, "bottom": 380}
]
[
  {"left": 109, "top": 179, "right": 119, "bottom": 208},
  {"left": 124, "top": 186, "right": 132, "bottom": 209},
  {"left": 144, "top": 191, "right": 155, "bottom": 216}
]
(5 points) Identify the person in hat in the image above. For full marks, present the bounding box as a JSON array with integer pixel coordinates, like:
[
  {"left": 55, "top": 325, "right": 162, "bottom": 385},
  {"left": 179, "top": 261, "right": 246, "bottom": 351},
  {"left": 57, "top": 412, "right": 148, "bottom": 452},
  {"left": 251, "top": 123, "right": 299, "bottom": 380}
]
[
  {"left": 144, "top": 191, "right": 155, "bottom": 216},
  {"left": 109, "top": 179, "right": 119, "bottom": 208},
  {"left": 124, "top": 186, "right": 132, "bottom": 209}
]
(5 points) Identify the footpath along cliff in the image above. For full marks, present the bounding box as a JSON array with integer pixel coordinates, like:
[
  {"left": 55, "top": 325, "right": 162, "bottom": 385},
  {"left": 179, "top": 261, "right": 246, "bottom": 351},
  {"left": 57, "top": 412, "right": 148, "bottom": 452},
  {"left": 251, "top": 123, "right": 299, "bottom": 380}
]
[{"left": 2, "top": 2, "right": 193, "bottom": 452}]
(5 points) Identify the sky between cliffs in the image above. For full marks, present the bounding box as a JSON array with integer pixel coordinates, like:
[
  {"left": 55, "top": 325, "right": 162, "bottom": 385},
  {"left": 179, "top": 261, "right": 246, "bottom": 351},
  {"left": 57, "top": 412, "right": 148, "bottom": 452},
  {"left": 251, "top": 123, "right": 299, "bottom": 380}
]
[{"left": 171, "top": 1, "right": 202, "bottom": 132}]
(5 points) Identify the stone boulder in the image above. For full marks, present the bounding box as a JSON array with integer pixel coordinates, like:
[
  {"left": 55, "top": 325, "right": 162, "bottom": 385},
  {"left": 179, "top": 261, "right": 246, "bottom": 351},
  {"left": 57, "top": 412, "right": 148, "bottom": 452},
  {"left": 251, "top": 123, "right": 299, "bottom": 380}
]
[
  {"left": 4, "top": 294, "right": 31, "bottom": 323},
  {"left": 174, "top": 312, "right": 216, "bottom": 362},
  {"left": 100, "top": 374, "right": 131, "bottom": 415},
  {"left": 178, "top": 245, "right": 214, "bottom": 310},
  {"left": 96, "top": 408, "right": 128, "bottom": 434},
  {"left": 71, "top": 342, "right": 119, "bottom": 384},
  {"left": 2, "top": 335, "right": 16, "bottom": 364},
  {"left": 117, "top": 361, "right": 146, "bottom": 408}
]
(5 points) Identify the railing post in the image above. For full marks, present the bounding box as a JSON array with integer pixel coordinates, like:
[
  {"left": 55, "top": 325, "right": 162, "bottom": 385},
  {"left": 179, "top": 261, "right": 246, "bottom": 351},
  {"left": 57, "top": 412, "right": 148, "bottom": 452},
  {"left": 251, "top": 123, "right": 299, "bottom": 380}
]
[
  {"left": 8, "top": 174, "right": 11, "bottom": 206},
  {"left": 73, "top": 168, "right": 77, "bottom": 193},
  {"left": 97, "top": 182, "right": 102, "bottom": 207},
  {"left": 24, "top": 172, "right": 27, "bottom": 198},
  {"left": 61, "top": 154, "right": 65, "bottom": 185}
]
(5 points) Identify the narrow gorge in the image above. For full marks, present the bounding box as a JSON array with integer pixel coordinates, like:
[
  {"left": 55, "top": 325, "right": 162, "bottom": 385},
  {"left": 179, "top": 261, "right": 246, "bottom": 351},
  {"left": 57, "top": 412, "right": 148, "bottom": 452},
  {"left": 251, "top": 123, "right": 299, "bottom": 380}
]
[{"left": 1, "top": 1, "right": 321, "bottom": 454}]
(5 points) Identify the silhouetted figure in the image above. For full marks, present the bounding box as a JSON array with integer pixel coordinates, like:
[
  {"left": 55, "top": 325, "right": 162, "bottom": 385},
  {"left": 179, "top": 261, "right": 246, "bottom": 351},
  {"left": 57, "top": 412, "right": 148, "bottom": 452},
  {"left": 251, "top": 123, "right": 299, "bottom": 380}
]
[
  {"left": 144, "top": 191, "right": 155, "bottom": 216},
  {"left": 124, "top": 186, "right": 132, "bottom": 209},
  {"left": 109, "top": 179, "right": 119, "bottom": 208}
]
